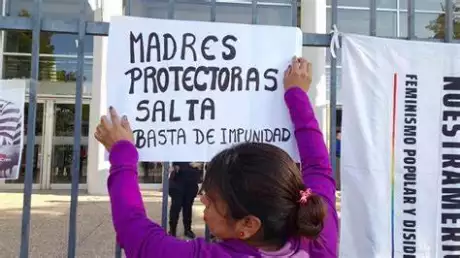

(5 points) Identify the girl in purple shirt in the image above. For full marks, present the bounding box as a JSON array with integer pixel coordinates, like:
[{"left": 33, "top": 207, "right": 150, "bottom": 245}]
[{"left": 95, "top": 57, "right": 338, "bottom": 257}]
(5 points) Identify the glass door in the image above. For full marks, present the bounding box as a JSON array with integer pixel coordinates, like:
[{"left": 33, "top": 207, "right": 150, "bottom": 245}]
[
  {"left": 49, "top": 99, "right": 90, "bottom": 189},
  {"left": 138, "top": 162, "right": 164, "bottom": 190},
  {"left": 0, "top": 98, "right": 91, "bottom": 190},
  {"left": 0, "top": 101, "right": 45, "bottom": 189}
]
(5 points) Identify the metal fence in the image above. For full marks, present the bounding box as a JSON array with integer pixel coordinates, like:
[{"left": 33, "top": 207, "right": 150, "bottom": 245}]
[{"left": 0, "top": 0, "right": 456, "bottom": 257}]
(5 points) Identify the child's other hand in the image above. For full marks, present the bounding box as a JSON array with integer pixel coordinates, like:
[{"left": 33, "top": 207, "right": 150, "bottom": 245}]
[
  {"left": 94, "top": 107, "right": 134, "bottom": 151},
  {"left": 283, "top": 57, "right": 312, "bottom": 92}
]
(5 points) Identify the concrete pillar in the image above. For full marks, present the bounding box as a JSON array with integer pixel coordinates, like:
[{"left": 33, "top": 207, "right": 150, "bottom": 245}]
[
  {"left": 301, "top": 0, "right": 328, "bottom": 137},
  {"left": 87, "top": 0, "right": 123, "bottom": 195}
]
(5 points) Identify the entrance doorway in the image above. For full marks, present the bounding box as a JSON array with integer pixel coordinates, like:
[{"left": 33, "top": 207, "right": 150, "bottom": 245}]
[{"left": 0, "top": 96, "right": 90, "bottom": 190}]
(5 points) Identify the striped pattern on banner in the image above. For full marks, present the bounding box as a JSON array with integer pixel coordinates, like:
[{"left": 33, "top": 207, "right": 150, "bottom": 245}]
[{"left": 0, "top": 98, "right": 22, "bottom": 146}]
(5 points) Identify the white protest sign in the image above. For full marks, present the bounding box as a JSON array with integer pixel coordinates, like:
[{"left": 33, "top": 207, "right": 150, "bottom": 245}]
[
  {"left": 0, "top": 79, "right": 25, "bottom": 180},
  {"left": 106, "top": 16, "right": 302, "bottom": 162},
  {"left": 340, "top": 34, "right": 460, "bottom": 257}
]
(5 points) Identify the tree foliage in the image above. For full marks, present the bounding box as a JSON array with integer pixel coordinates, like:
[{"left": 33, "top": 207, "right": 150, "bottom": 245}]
[
  {"left": 426, "top": 4, "right": 460, "bottom": 39},
  {"left": 5, "top": 9, "right": 55, "bottom": 80}
]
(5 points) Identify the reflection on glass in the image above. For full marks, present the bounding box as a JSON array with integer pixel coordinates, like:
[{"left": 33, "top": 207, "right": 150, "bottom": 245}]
[
  {"left": 3, "top": 55, "right": 93, "bottom": 96},
  {"left": 6, "top": 145, "right": 41, "bottom": 184},
  {"left": 139, "top": 162, "right": 163, "bottom": 183},
  {"left": 258, "top": 5, "right": 293, "bottom": 26},
  {"left": 5, "top": 30, "right": 95, "bottom": 56},
  {"left": 216, "top": 5, "right": 252, "bottom": 24},
  {"left": 400, "top": 0, "right": 444, "bottom": 11},
  {"left": 136, "top": 0, "right": 295, "bottom": 26},
  {"left": 4, "top": 9, "right": 56, "bottom": 54},
  {"left": 199, "top": 166, "right": 204, "bottom": 183},
  {"left": 51, "top": 145, "right": 88, "bottom": 183},
  {"left": 327, "top": 0, "right": 397, "bottom": 8},
  {"left": 336, "top": 109, "right": 342, "bottom": 128},
  {"left": 423, "top": 7, "right": 460, "bottom": 40},
  {"left": 325, "top": 9, "right": 396, "bottom": 65},
  {"left": 326, "top": 9, "right": 397, "bottom": 37},
  {"left": 6, "top": 103, "right": 44, "bottom": 184},
  {"left": 50, "top": 104, "right": 89, "bottom": 184},
  {"left": 456, "top": 15, "right": 460, "bottom": 39},
  {"left": 172, "top": 3, "right": 212, "bottom": 21},
  {"left": 325, "top": 67, "right": 342, "bottom": 104},
  {"left": 7, "top": 0, "right": 95, "bottom": 55},
  {"left": 138, "top": 162, "right": 206, "bottom": 184},
  {"left": 400, "top": 12, "right": 441, "bottom": 38}
]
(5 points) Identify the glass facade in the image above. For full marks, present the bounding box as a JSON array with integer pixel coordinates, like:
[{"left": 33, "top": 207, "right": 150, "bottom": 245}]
[
  {"left": 7, "top": 0, "right": 95, "bottom": 56},
  {"left": 3, "top": 0, "right": 454, "bottom": 187},
  {"left": 3, "top": 55, "right": 93, "bottom": 95},
  {"left": 326, "top": 0, "right": 458, "bottom": 104},
  {"left": 5, "top": 0, "right": 95, "bottom": 96},
  {"left": 130, "top": 0, "right": 294, "bottom": 26},
  {"left": 50, "top": 104, "right": 90, "bottom": 184},
  {"left": 1, "top": 0, "right": 298, "bottom": 188},
  {"left": 2, "top": 0, "right": 97, "bottom": 186}
]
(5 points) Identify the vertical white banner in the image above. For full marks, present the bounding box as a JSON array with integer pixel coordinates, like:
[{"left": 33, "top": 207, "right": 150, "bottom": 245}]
[
  {"left": 340, "top": 34, "right": 460, "bottom": 258},
  {"left": 0, "top": 80, "right": 26, "bottom": 180}
]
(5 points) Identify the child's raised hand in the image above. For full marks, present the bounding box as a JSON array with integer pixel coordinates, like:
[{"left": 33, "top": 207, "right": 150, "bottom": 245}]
[
  {"left": 94, "top": 107, "right": 134, "bottom": 151},
  {"left": 283, "top": 57, "right": 312, "bottom": 92}
]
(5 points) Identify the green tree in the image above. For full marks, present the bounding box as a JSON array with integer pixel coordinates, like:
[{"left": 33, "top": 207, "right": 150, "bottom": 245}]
[
  {"left": 5, "top": 9, "right": 55, "bottom": 80},
  {"left": 426, "top": 4, "right": 460, "bottom": 39}
]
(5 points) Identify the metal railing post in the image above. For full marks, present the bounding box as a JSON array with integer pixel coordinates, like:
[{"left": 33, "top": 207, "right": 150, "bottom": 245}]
[
  {"left": 445, "top": 0, "right": 454, "bottom": 42},
  {"left": 161, "top": 162, "right": 170, "bottom": 229},
  {"left": 370, "top": 0, "right": 377, "bottom": 36},
  {"left": 114, "top": 1, "right": 132, "bottom": 257},
  {"left": 407, "top": 0, "right": 415, "bottom": 39},
  {"left": 251, "top": 0, "right": 258, "bottom": 24},
  {"left": 19, "top": 0, "right": 42, "bottom": 256},
  {"left": 66, "top": 0, "right": 86, "bottom": 256},
  {"left": 328, "top": 0, "right": 338, "bottom": 177}
]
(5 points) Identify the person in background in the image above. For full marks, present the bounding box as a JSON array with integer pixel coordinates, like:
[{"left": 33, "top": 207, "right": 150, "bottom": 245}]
[
  {"left": 168, "top": 162, "right": 201, "bottom": 239},
  {"left": 94, "top": 57, "right": 338, "bottom": 257},
  {"left": 335, "top": 129, "right": 341, "bottom": 190},
  {"left": 80, "top": 146, "right": 87, "bottom": 177}
]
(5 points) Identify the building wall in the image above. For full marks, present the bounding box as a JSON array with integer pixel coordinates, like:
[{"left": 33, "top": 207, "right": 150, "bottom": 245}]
[
  {"left": 326, "top": 0, "right": 457, "bottom": 105},
  {"left": 2, "top": 0, "right": 452, "bottom": 104},
  {"left": 0, "top": 0, "right": 454, "bottom": 192},
  {"left": 5, "top": 0, "right": 96, "bottom": 98}
]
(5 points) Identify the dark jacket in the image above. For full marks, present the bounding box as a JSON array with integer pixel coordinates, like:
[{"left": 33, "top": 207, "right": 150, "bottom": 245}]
[{"left": 170, "top": 162, "right": 200, "bottom": 187}]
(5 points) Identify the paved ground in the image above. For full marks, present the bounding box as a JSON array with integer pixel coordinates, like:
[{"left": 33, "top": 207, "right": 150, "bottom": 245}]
[
  {"left": 0, "top": 190, "right": 341, "bottom": 258},
  {"left": 0, "top": 190, "right": 207, "bottom": 258}
]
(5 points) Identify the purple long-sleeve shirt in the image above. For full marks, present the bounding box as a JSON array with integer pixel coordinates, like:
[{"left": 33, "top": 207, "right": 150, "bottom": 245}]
[{"left": 107, "top": 87, "right": 338, "bottom": 257}]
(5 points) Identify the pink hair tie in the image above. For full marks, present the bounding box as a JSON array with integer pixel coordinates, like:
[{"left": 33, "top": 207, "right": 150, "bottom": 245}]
[{"left": 298, "top": 188, "right": 313, "bottom": 205}]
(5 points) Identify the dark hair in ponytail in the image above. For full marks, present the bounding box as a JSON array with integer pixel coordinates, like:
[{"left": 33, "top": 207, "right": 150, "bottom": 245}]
[
  {"left": 296, "top": 194, "right": 327, "bottom": 238},
  {"left": 201, "top": 142, "right": 328, "bottom": 246}
]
